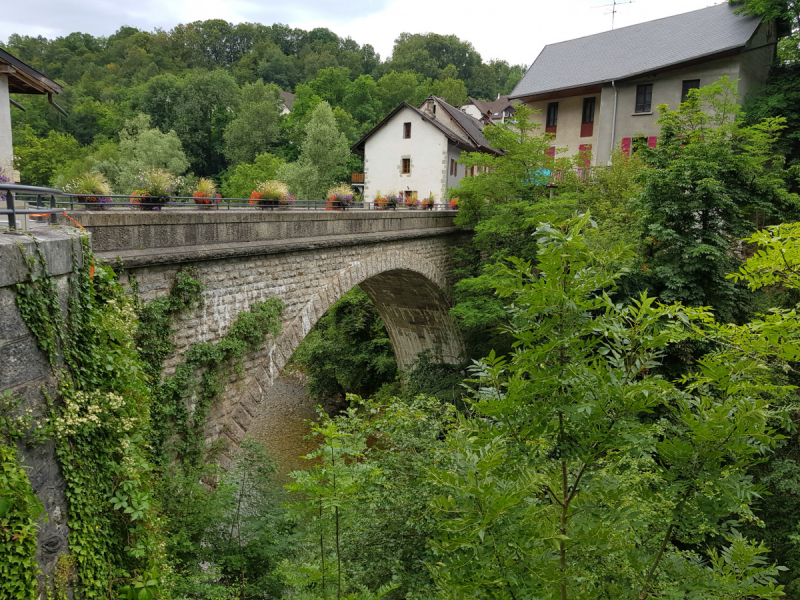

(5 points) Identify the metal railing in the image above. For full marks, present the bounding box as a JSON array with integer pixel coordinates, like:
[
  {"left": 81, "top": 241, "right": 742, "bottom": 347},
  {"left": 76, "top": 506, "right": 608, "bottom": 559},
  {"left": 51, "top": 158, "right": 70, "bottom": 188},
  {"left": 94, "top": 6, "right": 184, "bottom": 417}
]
[{"left": 1, "top": 184, "right": 458, "bottom": 232}]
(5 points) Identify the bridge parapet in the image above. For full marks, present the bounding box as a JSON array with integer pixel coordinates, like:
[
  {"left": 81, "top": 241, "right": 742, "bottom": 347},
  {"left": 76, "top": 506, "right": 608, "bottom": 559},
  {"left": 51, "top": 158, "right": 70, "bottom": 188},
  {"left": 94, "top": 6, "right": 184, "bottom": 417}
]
[{"left": 57, "top": 210, "right": 459, "bottom": 267}]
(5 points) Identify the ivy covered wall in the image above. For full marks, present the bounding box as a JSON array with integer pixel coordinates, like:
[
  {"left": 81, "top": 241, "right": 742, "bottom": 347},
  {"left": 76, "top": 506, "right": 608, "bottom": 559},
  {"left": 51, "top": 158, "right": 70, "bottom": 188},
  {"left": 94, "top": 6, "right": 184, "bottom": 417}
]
[{"left": 0, "top": 226, "right": 284, "bottom": 599}]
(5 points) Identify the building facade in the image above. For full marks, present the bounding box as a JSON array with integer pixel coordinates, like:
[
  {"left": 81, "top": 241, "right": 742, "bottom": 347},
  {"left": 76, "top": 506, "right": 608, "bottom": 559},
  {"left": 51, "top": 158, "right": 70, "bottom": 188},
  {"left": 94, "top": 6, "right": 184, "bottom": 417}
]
[
  {"left": 352, "top": 96, "right": 498, "bottom": 202},
  {"left": 510, "top": 3, "right": 782, "bottom": 165}
]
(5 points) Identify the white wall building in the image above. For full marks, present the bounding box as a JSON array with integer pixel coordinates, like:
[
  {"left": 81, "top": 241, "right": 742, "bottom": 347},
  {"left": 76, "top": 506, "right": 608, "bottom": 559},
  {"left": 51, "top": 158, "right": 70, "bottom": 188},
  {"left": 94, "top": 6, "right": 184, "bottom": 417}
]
[{"left": 352, "top": 96, "right": 499, "bottom": 203}]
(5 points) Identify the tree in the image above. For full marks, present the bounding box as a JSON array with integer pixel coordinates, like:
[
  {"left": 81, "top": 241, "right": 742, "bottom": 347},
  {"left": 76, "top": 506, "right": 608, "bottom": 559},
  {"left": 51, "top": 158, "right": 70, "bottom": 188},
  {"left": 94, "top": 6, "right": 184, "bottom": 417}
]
[
  {"left": 635, "top": 77, "right": 799, "bottom": 323},
  {"left": 223, "top": 79, "right": 282, "bottom": 166},
  {"left": 97, "top": 113, "right": 189, "bottom": 193},
  {"left": 13, "top": 126, "right": 86, "bottom": 185},
  {"left": 428, "top": 214, "right": 789, "bottom": 599},
  {"left": 389, "top": 32, "right": 482, "bottom": 82},
  {"left": 284, "top": 395, "right": 454, "bottom": 598},
  {"left": 430, "top": 77, "right": 469, "bottom": 107},
  {"left": 277, "top": 101, "right": 350, "bottom": 199},
  {"left": 341, "top": 75, "right": 383, "bottom": 128},
  {"left": 745, "top": 64, "right": 800, "bottom": 167},
  {"left": 306, "top": 66, "right": 352, "bottom": 107},
  {"left": 171, "top": 70, "right": 240, "bottom": 176},
  {"left": 291, "top": 287, "right": 397, "bottom": 399},
  {"left": 220, "top": 152, "right": 285, "bottom": 198}
]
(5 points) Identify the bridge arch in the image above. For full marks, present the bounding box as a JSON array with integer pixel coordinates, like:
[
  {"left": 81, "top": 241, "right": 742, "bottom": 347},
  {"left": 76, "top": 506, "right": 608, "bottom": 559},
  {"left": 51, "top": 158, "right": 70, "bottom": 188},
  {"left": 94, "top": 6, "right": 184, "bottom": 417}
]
[
  {"left": 268, "top": 247, "right": 463, "bottom": 385},
  {"left": 198, "top": 243, "right": 466, "bottom": 452}
]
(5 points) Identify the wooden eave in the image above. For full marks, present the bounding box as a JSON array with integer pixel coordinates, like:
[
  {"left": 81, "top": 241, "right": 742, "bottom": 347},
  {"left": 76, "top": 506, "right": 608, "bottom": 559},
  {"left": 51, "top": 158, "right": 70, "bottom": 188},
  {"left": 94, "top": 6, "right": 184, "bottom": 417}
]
[{"left": 0, "top": 48, "right": 62, "bottom": 95}]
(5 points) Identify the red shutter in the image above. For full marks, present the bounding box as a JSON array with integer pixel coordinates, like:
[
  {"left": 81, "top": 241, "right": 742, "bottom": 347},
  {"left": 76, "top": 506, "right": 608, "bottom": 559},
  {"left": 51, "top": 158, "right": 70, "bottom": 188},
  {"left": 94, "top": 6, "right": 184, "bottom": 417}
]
[
  {"left": 580, "top": 122, "right": 594, "bottom": 138},
  {"left": 648, "top": 136, "right": 658, "bottom": 148},
  {"left": 546, "top": 146, "right": 556, "bottom": 158},
  {"left": 579, "top": 144, "right": 592, "bottom": 167},
  {"left": 620, "top": 138, "right": 631, "bottom": 155}
]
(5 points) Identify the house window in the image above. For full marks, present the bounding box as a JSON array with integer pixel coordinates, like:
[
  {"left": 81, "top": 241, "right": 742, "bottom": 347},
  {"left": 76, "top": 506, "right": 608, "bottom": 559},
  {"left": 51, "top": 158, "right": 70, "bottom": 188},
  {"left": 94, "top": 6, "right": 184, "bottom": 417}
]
[
  {"left": 403, "top": 190, "right": 417, "bottom": 200},
  {"left": 635, "top": 84, "right": 653, "bottom": 113},
  {"left": 681, "top": 79, "right": 700, "bottom": 103},
  {"left": 546, "top": 102, "right": 558, "bottom": 133},
  {"left": 402, "top": 158, "right": 411, "bottom": 174},
  {"left": 581, "top": 97, "right": 596, "bottom": 137},
  {"left": 450, "top": 158, "right": 458, "bottom": 177},
  {"left": 403, "top": 122, "right": 411, "bottom": 138}
]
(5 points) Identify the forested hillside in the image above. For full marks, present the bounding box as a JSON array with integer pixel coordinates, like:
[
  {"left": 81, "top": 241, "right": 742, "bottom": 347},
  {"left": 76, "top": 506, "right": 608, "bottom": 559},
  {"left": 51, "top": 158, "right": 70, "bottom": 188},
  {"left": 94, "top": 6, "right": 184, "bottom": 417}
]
[{"left": 2, "top": 22, "right": 524, "bottom": 191}]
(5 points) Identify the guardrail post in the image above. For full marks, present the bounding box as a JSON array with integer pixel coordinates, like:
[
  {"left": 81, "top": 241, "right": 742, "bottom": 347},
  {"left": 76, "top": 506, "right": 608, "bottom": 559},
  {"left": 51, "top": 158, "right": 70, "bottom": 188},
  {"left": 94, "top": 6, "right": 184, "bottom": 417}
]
[
  {"left": 6, "top": 190, "right": 16, "bottom": 231},
  {"left": 50, "top": 195, "right": 57, "bottom": 224}
]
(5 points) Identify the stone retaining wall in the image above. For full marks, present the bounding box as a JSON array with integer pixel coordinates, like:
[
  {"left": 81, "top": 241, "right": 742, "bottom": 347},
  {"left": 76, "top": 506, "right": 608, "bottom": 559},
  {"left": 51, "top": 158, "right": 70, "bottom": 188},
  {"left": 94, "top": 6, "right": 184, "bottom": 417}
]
[{"left": 0, "top": 225, "right": 85, "bottom": 585}]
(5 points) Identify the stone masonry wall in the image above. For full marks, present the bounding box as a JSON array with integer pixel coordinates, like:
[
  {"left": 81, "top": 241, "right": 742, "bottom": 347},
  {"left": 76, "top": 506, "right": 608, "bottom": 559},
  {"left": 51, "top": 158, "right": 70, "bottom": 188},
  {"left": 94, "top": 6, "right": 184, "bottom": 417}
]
[
  {"left": 0, "top": 225, "right": 85, "bottom": 586},
  {"left": 116, "top": 231, "right": 467, "bottom": 458}
]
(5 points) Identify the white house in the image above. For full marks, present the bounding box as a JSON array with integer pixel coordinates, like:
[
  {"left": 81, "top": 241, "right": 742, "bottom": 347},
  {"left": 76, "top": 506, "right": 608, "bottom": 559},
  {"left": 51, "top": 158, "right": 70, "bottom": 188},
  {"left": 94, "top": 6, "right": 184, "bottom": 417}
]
[
  {"left": 509, "top": 3, "right": 785, "bottom": 165},
  {"left": 351, "top": 96, "right": 499, "bottom": 203},
  {"left": 461, "top": 95, "right": 518, "bottom": 124}
]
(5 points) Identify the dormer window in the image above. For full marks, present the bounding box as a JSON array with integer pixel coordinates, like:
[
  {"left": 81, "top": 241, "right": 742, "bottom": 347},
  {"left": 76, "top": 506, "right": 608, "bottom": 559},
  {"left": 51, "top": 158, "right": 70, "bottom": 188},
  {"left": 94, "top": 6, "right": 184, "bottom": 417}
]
[{"left": 403, "top": 122, "right": 411, "bottom": 138}]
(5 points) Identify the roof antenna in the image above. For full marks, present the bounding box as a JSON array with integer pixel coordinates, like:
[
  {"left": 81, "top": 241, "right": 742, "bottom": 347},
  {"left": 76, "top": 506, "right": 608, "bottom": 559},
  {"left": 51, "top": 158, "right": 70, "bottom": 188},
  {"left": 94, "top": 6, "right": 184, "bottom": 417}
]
[{"left": 593, "top": 0, "right": 634, "bottom": 30}]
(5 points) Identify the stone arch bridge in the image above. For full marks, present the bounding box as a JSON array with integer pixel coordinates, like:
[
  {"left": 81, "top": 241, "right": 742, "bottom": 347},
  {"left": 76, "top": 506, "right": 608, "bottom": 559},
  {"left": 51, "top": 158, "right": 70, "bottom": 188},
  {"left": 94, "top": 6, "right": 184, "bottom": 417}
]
[{"left": 62, "top": 209, "right": 468, "bottom": 453}]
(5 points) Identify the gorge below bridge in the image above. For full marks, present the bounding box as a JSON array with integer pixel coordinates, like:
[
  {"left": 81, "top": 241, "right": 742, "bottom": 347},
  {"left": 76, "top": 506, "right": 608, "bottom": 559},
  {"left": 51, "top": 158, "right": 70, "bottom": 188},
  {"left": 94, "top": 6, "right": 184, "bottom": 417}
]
[{"left": 63, "top": 208, "right": 468, "bottom": 455}]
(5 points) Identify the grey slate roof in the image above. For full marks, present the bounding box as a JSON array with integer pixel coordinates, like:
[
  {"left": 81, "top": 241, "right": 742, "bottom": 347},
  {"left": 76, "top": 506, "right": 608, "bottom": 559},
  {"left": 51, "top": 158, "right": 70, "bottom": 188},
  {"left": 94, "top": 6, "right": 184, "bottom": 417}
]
[
  {"left": 510, "top": 3, "right": 762, "bottom": 99},
  {"left": 280, "top": 91, "right": 295, "bottom": 110},
  {"left": 433, "top": 97, "right": 494, "bottom": 151},
  {"left": 351, "top": 102, "right": 476, "bottom": 155},
  {"left": 466, "top": 95, "right": 517, "bottom": 118}
]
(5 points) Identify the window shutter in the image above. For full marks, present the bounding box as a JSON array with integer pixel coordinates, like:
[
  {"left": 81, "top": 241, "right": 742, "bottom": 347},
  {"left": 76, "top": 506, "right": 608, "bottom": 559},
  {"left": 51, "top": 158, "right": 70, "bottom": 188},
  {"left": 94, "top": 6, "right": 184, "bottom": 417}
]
[
  {"left": 648, "top": 136, "right": 658, "bottom": 148},
  {"left": 546, "top": 146, "right": 556, "bottom": 159},
  {"left": 620, "top": 138, "right": 631, "bottom": 155}
]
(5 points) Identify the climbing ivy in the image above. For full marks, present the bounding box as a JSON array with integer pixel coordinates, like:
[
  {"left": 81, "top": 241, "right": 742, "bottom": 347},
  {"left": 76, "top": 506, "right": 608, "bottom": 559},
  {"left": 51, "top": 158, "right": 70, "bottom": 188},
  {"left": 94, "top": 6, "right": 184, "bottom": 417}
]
[
  {"left": 13, "top": 232, "right": 164, "bottom": 600},
  {"left": 11, "top": 233, "right": 284, "bottom": 600},
  {"left": 136, "top": 268, "right": 284, "bottom": 469},
  {"left": 0, "top": 391, "right": 45, "bottom": 600},
  {"left": 0, "top": 444, "right": 43, "bottom": 600}
]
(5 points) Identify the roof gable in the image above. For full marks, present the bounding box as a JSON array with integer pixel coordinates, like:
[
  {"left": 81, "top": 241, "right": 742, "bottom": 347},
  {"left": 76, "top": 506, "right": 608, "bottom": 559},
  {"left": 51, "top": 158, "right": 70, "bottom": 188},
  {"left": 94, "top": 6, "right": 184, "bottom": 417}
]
[
  {"left": 430, "top": 96, "right": 494, "bottom": 151},
  {"left": 351, "top": 103, "right": 475, "bottom": 155},
  {"left": 511, "top": 3, "right": 762, "bottom": 99}
]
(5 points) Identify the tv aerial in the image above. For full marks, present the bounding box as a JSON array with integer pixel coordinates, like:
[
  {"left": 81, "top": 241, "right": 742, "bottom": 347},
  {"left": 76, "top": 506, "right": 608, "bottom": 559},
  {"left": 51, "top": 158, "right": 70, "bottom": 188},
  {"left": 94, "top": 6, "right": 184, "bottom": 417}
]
[{"left": 593, "top": 0, "right": 634, "bottom": 30}]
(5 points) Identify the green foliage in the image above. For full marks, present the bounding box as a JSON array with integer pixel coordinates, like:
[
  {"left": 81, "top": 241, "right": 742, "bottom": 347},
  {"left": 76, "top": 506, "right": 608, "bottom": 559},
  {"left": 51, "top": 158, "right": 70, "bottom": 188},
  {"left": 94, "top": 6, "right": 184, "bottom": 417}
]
[
  {"left": 452, "top": 104, "right": 559, "bottom": 220},
  {"left": 0, "top": 444, "right": 43, "bottom": 600},
  {"left": 220, "top": 152, "right": 285, "bottom": 199},
  {"left": 161, "top": 439, "right": 294, "bottom": 599},
  {"left": 14, "top": 126, "right": 86, "bottom": 186},
  {"left": 430, "top": 77, "right": 469, "bottom": 107},
  {"left": 284, "top": 395, "right": 456, "bottom": 599},
  {"left": 223, "top": 80, "right": 283, "bottom": 166},
  {"left": 745, "top": 64, "right": 800, "bottom": 169},
  {"left": 277, "top": 102, "right": 350, "bottom": 199},
  {"left": 14, "top": 236, "right": 165, "bottom": 599},
  {"left": 428, "top": 214, "right": 789, "bottom": 599},
  {"left": 291, "top": 287, "right": 397, "bottom": 400},
  {"left": 635, "top": 77, "right": 800, "bottom": 323}
]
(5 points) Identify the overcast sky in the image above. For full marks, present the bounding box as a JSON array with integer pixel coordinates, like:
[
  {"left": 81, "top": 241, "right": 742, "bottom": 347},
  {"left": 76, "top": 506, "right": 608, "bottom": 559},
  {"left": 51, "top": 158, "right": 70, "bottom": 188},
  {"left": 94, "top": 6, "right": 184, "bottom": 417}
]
[{"left": 2, "top": 0, "right": 723, "bottom": 66}]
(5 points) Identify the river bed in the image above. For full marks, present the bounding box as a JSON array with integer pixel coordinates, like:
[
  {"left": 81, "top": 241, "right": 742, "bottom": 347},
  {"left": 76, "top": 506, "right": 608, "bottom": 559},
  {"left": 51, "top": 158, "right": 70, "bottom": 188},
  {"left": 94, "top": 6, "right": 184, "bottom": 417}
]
[{"left": 249, "top": 369, "right": 325, "bottom": 483}]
